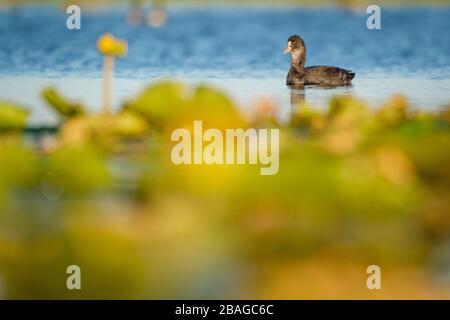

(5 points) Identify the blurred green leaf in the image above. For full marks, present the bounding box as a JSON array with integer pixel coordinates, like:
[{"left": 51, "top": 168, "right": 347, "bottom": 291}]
[
  {"left": 0, "top": 101, "right": 29, "bottom": 131},
  {"left": 42, "top": 88, "right": 85, "bottom": 118}
]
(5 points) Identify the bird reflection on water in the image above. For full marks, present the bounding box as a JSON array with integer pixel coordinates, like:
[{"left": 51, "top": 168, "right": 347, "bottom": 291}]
[
  {"left": 289, "top": 85, "right": 306, "bottom": 113},
  {"left": 288, "top": 83, "right": 355, "bottom": 116}
]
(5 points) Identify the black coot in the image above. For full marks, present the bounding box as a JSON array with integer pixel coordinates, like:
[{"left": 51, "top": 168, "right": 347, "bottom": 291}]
[{"left": 284, "top": 35, "right": 355, "bottom": 86}]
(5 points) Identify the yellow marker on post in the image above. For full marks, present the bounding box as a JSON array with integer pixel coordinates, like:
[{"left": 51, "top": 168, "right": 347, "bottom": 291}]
[{"left": 97, "top": 33, "right": 128, "bottom": 115}]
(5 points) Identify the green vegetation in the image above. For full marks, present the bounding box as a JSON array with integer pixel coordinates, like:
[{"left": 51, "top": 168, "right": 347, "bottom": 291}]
[
  {"left": 0, "top": 81, "right": 449, "bottom": 298},
  {"left": 0, "top": 101, "right": 29, "bottom": 131}
]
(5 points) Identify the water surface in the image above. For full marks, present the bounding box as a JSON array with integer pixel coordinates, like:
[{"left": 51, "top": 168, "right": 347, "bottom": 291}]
[{"left": 0, "top": 6, "right": 449, "bottom": 125}]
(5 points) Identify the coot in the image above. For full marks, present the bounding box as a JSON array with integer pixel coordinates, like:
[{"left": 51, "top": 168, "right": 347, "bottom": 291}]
[{"left": 284, "top": 35, "right": 355, "bottom": 86}]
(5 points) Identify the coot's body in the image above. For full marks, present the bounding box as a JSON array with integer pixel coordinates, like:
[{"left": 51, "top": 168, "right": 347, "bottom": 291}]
[
  {"left": 287, "top": 65, "right": 355, "bottom": 86},
  {"left": 284, "top": 35, "right": 355, "bottom": 86}
]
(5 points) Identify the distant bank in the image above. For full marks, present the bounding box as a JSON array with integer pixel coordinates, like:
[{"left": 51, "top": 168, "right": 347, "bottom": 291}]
[{"left": 1, "top": 0, "right": 450, "bottom": 9}]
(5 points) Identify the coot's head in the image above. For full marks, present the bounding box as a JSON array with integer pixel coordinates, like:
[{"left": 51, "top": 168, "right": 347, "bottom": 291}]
[{"left": 283, "top": 35, "right": 305, "bottom": 55}]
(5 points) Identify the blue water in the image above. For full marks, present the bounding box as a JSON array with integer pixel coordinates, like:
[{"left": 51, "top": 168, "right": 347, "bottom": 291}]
[{"left": 1, "top": 6, "right": 450, "bottom": 125}]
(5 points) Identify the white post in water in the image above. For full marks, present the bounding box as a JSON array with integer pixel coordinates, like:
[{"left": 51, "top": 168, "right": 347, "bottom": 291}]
[{"left": 102, "top": 55, "right": 115, "bottom": 115}]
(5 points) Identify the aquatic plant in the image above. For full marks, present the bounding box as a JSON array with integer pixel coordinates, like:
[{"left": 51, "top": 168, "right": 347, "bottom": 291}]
[
  {"left": 0, "top": 82, "right": 449, "bottom": 299},
  {"left": 0, "top": 102, "right": 29, "bottom": 131},
  {"left": 42, "top": 88, "right": 85, "bottom": 118},
  {"left": 97, "top": 33, "right": 128, "bottom": 115}
]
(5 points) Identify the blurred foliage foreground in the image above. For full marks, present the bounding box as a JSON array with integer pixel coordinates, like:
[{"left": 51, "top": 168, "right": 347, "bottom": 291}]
[{"left": 0, "top": 81, "right": 450, "bottom": 299}]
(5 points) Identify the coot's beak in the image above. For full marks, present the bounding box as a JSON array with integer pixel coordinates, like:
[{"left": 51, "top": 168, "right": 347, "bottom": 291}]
[{"left": 283, "top": 46, "right": 291, "bottom": 55}]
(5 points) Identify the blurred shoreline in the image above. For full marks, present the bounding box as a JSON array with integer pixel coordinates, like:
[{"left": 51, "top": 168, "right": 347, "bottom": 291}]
[{"left": 1, "top": 0, "right": 450, "bottom": 9}]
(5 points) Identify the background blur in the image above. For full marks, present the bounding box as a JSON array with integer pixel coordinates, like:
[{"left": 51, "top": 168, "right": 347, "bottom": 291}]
[{"left": 0, "top": 0, "right": 449, "bottom": 299}]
